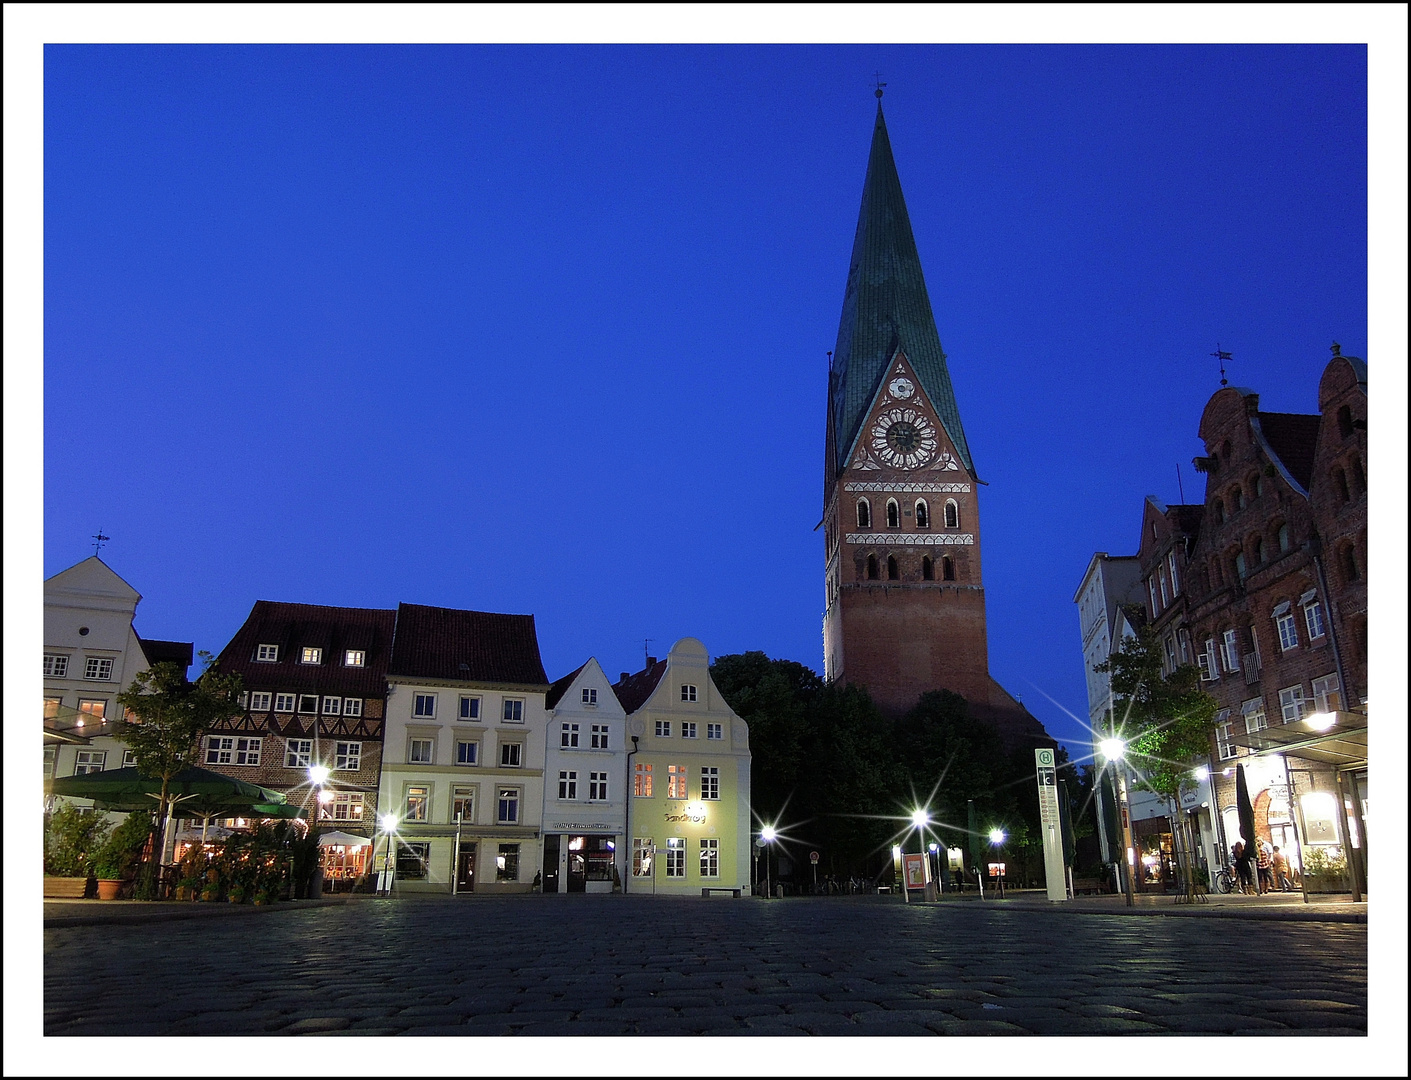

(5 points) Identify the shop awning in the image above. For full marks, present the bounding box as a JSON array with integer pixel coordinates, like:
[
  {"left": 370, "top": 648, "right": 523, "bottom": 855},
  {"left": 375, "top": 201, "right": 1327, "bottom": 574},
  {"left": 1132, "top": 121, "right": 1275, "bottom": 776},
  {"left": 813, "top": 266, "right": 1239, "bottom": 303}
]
[
  {"left": 1228, "top": 710, "right": 1368, "bottom": 768},
  {"left": 318, "top": 831, "right": 371, "bottom": 848}
]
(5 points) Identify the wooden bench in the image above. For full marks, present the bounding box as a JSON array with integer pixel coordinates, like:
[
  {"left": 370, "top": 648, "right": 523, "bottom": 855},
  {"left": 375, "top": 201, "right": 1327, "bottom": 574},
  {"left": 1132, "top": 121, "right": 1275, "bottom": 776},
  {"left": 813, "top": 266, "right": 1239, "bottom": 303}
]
[
  {"left": 1070, "top": 877, "right": 1105, "bottom": 895},
  {"left": 701, "top": 887, "right": 742, "bottom": 898}
]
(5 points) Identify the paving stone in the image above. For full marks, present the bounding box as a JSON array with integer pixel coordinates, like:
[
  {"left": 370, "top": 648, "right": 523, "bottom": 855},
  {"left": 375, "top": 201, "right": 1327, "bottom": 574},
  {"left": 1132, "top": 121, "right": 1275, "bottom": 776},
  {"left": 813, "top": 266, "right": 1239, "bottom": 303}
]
[{"left": 283, "top": 1016, "right": 351, "bottom": 1033}]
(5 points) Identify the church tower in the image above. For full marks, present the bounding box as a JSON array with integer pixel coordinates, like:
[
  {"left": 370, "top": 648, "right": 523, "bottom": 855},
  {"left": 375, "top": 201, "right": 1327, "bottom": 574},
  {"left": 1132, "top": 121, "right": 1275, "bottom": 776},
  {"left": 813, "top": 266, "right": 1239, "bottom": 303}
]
[{"left": 822, "top": 98, "right": 1044, "bottom": 746}]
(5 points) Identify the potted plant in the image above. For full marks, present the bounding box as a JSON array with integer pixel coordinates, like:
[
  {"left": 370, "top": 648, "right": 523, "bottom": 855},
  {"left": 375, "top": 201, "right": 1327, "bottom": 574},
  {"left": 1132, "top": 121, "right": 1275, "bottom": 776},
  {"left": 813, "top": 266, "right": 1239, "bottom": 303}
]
[
  {"left": 91, "top": 812, "right": 155, "bottom": 900},
  {"left": 44, "top": 804, "right": 111, "bottom": 899},
  {"left": 227, "top": 882, "right": 247, "bottom": 904}
]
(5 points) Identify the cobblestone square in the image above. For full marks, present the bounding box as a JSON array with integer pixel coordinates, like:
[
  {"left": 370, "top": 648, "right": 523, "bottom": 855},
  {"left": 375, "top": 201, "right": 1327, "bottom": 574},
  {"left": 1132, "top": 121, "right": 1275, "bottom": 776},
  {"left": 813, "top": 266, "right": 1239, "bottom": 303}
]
[{"left": 43, "top": 895, "right": 1367, "bottom": 1036}]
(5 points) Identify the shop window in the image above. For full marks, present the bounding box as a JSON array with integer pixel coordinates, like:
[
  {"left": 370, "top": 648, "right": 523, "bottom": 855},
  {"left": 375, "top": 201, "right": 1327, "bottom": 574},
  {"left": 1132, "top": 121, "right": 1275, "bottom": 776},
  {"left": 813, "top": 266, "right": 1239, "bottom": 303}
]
[
  {"left": 396, "top": 842, "right": 430, "bottom": 879},
  {"left": 496, "top": 844, "right": 520, "bottom": 880},
  {"left": 633, "top": 837, "right": 654, "bottom": 877},
  {"left": 699, "top": 838, "right": 719, "bottom": 879},
  {"left": 665, "top": 837, "right": 686, "bottom": 878}
]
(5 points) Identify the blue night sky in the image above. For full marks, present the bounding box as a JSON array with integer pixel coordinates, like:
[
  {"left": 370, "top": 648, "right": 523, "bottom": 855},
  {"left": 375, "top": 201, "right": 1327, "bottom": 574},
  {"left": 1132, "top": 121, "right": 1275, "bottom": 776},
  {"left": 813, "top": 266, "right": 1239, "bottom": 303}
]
[{"left": 42, "top": 44, "right": 1368, "bottom": 756}]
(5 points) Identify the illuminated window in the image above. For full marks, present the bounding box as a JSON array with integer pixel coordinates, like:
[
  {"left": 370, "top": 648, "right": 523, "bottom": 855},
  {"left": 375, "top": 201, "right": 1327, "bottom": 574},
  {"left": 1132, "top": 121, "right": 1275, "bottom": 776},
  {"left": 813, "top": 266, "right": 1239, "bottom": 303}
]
[
  {"left": 255, "top": 644, "right": 278, "bottom": 662},
  {"left": 284, "top": 739, "right": 313, "bottom": 768},
  {"left": 668, "top": 764, "right": 687, "bottom": 799},
  {"left": 344, "top": 649, "right": 365, "bottom": 667},
  {"left": 45, "top": 696, "right": 62, "bottom": 720},
  {"left": 666, "top": 837, "right": 686, "bottom": 877},
  {"left": 321, "top": 792, "right": 363, "bottom": 821},
  {"left": 77, "top": 698, "right": 107, "bottom": 721},
  {"left": 84, "top": 657, "right": 114, "bottom": 681},
  {"left": 404, "top": 785, "right": 429, "bottom": 822},
  {"left": 452, "top": 787, "right": 475, "bottom": 823},
  {"left": 334, "top": 742, "right": 361, "bottom": 771},
  {"left": 634, "top": 762, "right": 653, "bottom": 797},
  {"left": 701, "top": 766, "right": 719, "bottom": 800},
  {"left": 633, "top": 837, "right": 654, "bottom": 876},
  {"left": 43, "top": 654, "right": 69, "bottom": 678},
  {"left": 300, "top": 647, "right": 322, "bottom": 665},
  {"left": 699, "top": 838, "right": 719, "bottom": 879}
]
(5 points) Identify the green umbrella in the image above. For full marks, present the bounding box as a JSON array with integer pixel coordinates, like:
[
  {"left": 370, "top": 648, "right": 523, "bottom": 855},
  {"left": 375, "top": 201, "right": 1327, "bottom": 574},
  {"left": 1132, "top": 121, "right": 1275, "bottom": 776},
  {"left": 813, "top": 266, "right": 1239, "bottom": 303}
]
[{"left": 52, "top": 764, "right": 288, "bottom": 816}]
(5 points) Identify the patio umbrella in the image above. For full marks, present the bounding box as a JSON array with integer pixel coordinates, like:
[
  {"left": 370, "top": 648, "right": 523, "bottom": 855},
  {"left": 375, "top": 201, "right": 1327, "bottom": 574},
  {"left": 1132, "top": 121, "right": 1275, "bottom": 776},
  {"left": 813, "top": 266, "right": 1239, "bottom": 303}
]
[
  {"left": 1235, "top": 763, "right": 1258, "bottom": 886},
  {"left": 317, "top": 831, "right": 371, "bottom": 848}
]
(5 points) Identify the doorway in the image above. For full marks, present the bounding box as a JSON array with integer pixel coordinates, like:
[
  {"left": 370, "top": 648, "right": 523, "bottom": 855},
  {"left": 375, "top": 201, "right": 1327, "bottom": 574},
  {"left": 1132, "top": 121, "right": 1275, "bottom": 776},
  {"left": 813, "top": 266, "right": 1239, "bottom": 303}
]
[
  {"left": 456, "top": 843, "right": 477, "bottom": 892},
  {"left": 542, "top": 835, "right": 560, "bottom": 894},
  {"left": 566, "top": 835, "right": 587, "bottom": 892}
]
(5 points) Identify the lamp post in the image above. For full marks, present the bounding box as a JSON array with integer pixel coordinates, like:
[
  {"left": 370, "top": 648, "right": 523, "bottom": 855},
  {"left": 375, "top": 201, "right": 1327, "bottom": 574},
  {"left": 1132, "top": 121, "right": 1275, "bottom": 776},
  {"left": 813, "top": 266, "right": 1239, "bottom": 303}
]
[
  {"left": 1100, "top": 737, "right": 1136, "bottom": 907},
  {"left": 910, "top": 809, "right": 932, "bottom": 901},
  {"left": 759, "top": 825, "right": 777, "bottom": 898},
  {"left": 307, "top": 765, "right": 331, "bottom": 898},
  {"left": 988, "top": 828, "right": 1007, "bottom": 899},
  {"left": 377, "top": 812, "right": 397, "bottom": 896}
]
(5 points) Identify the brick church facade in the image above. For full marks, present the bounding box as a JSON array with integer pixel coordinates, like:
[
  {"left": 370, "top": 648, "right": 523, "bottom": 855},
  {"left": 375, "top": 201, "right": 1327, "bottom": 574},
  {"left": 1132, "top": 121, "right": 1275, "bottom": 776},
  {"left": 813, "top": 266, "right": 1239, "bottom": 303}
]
[{"left": 821, "top": 98, "right": 1047, "bottom": 750}]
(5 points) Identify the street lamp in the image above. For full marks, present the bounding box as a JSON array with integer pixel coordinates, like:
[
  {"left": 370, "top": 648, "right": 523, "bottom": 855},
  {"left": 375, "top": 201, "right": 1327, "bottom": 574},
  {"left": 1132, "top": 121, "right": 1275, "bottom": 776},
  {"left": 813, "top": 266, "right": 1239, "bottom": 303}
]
[
  {"left": 377, "top": 812, "right": 398, "bottom": 896},
  {"left": 1099, "top": 737, "right": 1136, "bottom": 907},
  {"left": 988, "top": 828, "right": 1007, "bottom": 899},
  {"left": 757, "top": 825, "right": 777, "bottom": 898}
]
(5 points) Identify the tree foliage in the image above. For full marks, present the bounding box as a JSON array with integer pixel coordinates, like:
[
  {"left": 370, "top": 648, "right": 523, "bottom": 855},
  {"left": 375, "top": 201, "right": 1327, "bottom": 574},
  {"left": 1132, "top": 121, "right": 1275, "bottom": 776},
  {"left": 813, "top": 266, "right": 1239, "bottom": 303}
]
[
  {"left": 44, "top": 804, "right": 112, "bottom": 877},
  {"left": 1096, "top": 607, "right": 1219, "bottom": 801}
]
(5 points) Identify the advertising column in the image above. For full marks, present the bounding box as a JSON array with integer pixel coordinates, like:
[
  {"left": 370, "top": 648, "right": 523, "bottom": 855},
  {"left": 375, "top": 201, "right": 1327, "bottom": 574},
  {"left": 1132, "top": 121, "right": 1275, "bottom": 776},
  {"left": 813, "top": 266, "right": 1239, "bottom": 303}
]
[{"left": 1035, "top": 748, "right": 1068, "bottom": 902}]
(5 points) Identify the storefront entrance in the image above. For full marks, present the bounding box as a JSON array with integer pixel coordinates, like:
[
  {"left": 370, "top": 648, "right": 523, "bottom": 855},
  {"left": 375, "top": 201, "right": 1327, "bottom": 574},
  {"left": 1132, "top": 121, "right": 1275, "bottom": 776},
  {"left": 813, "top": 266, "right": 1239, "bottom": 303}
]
[
  {"left": 456, "top": 843, "right": 477, "bottom": 892},
  {"left": 542, "top": 835, "right": 560, "bottom": 893},
  {"left": 566, "top": 837, "right": 587, "bottom": 892}
]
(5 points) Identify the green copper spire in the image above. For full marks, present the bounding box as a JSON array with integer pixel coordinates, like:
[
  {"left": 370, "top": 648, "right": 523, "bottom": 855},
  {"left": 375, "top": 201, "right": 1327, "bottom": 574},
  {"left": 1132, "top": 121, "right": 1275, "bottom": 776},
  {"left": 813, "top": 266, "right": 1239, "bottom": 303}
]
[{"left": 826, "top": 103, "right": 975, "bottom": 500}]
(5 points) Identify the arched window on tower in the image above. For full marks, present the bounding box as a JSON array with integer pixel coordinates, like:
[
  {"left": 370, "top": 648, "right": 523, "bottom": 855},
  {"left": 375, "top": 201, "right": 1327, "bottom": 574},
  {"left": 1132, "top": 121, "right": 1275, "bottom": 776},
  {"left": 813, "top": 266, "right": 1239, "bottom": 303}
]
[
  {"left": 944, "top": 499, "right": 959, "bottom": 529},
  {"left": 866, "top": 554, "right": 879, "bottom": 580},
  {"left": 1252, "top": 536, "right": 1265, "bottom": 566},
  {"left": 1277, "top": 523, "right": 1290, "bottom": 553},
  {"left": 1232, "top": 486, "right": 1245, "bottom": 511},
  {"left": 857, "top": 499, "right": 871, "bottom": 529},
  {"left": 886, "top": 499, "right": 900, "bottom": 528},
  {"left": 1213, "top": 499, "right": 1225, "bottom": 525},
  {"left": 1337, "top": 405, "right": 1354, "bottom": 439},
  {"left": 1339, "top": 543, "right": 1359, "bottom": 584},
  {"left": 922, "top": 556, "right": 934, "bottom": 580},
  {"left": 886, "top": 555, "right": 899, "bottom": 581},
  {"left": 915, "top": 500, "right": 929, "bottom": 528},
  {"left": 1334, "top": 467, "right": 1350, "bottom": 504},
  {"left": 942, "top": 556, "right": 955, "bottom": 581},
  {"left": 1351, "top": 456, "right": 1365, "bottom": 495}
]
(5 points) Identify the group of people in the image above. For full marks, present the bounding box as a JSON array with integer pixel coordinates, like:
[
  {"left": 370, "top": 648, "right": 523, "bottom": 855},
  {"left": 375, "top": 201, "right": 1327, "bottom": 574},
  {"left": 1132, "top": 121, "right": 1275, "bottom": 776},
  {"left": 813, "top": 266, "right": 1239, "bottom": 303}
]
[{"left": 1231, "top": 838, "right": 1297, "bottom": 894}]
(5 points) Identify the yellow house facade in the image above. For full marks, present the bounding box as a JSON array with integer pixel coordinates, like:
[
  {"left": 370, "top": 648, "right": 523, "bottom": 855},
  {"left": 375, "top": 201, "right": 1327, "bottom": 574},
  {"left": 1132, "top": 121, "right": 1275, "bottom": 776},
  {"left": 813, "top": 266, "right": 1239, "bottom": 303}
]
[{"left": 614, "top": 638, "right": 752, "bottom": 896}]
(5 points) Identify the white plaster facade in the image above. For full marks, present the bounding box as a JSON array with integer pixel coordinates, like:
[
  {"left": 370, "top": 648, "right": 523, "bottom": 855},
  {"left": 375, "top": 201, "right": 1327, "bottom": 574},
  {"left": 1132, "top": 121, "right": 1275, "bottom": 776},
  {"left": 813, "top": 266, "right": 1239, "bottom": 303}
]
[{"left": 541, "top": 659, "right": 628, "bottom": 893}]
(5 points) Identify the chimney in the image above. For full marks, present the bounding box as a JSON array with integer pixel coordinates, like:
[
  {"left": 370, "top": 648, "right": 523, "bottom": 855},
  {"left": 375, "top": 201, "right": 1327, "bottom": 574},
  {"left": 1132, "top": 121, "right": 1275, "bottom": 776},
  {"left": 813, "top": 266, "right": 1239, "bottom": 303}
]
[
  {"left": 647, "top": 657, "right": 657, "bottom": 667},
  {"left": 620, "top": 673, "right": 630, "bottom": 683}
]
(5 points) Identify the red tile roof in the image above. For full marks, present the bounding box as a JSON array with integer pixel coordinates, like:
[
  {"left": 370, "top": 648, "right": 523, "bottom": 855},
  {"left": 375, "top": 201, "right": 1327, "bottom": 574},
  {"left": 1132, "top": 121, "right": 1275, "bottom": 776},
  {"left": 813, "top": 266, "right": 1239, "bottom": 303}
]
[
  {"left": 545, "top": 662, "right": 587, "bottom": 710},
  {"left": 215, "top": 601, "right": 397, "bottom": 697},
  {"left": 388, "top": 603, "right": 548, "bottom": 686},
  {"left": 611, "top": 659, "right": 668, "bottom": 715}
]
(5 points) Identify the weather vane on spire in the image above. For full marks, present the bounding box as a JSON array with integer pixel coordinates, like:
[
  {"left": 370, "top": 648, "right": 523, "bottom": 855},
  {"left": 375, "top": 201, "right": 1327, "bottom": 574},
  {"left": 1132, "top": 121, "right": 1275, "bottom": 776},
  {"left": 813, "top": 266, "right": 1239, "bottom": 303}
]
[
  {"left": 872, "top": 72, "right": 886, "bottom": 100},
  {"left": 1211, "top": 345, "right": 1233, "bottom": 387},
  {"left": 92, "top": 529, "right": 110, "bottom": 555}
]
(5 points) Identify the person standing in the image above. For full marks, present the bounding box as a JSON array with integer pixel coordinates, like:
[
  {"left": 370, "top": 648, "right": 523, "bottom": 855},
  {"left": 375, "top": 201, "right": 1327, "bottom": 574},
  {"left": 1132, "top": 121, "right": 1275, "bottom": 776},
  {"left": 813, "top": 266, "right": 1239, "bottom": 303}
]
[
  {"left": 1232, "top": 840, "right": 1254, "bottom": 894},
  {"left": 1271, "top": 846, "right": 1294, "bottom": 891},
  {"left": 1256, "top": 841, "right": 1274, "bottom": 894}
]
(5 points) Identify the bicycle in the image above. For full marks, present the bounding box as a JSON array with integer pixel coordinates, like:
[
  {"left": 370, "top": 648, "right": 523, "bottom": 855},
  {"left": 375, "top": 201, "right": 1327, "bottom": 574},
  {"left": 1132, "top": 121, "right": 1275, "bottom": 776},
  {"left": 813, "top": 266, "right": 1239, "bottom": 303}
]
[{"left": 1212, "top": 867, "right": 1236, "bottom": 894}]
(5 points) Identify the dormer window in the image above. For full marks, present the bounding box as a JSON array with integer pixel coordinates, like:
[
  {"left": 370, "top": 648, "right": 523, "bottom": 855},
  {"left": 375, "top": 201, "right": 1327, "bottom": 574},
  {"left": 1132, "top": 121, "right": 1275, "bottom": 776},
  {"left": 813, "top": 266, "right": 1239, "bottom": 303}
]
[
  {"left": 301, "top": 647, "right": 323, "bottom": 665},
  {"left": 344, "top": 649, "right": 365, "bottom": 667},
  {"left": 256, "top": 644, "right": 279, "bottom": 662},
  {"left": 582, "top": 687, "right": 598, "bottom": 705}
]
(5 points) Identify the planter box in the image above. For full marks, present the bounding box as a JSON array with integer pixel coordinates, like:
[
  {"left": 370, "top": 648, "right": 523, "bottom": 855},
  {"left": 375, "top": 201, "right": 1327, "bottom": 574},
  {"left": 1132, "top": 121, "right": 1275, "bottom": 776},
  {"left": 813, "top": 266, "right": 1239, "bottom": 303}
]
[
  {"left": 44, "top": 876, "right": 89, "bottom": 899},
  {"left": 96, "top": 879, "right": 123, "bottom": 901}
]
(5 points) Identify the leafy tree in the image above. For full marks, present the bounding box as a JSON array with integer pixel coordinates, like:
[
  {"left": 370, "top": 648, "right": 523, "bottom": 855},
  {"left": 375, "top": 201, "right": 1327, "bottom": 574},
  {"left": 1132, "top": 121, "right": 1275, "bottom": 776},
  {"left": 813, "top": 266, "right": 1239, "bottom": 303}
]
[
  {"left": 114, "top": 653, "right": 245, "bottom": 860},
  {"left": 44, "top": 804, "right": 112, "bottom": 877}
]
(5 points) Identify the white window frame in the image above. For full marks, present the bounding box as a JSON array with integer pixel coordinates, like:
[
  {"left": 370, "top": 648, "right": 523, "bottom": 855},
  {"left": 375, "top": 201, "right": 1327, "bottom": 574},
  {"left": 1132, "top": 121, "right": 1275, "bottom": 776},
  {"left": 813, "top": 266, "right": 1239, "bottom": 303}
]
[
  {"left": 300, "top": 647, "right": 323, "bottom": 665},
  {"left": 249, "top": 691, "right": 272, "bottom": 712},
  {"left": 1148, "top": 579, "right": 1160, "bottom": 618},
  {"left": 1214, "top": 710, "right": 1236, "bottom": 761},
  {"left": 451, "top": 786, "right": 476, "bottom": 824},
  {"left": 1241, "top": 697, "right": 1267, "bottom": 734},
  {"left": 699, "top": 838, "right": 719, "bottom": 879},
  {"left": 285, "top": 739, "right": 313, "bottom": 768},
  {"left": 701, "top": 766, "right": 720, "bottom": 800},
  {"left": 44, "top": 654, "right": 70, "bottom": 678},
  {"left": 206, "top": 736, "right": 261, "bottom": 766},
  {"left": 1311, "top": 673, "right": 1341, "bottom": 713},
  {"left": 455, "top": 739, "right": 479, "bottom": 766},
  {"left": 76, "top": 698, "right": 107, "bottom": 723},
  {"left": 558, "top": 770, "right": 578, "bottom": 800},
  {"left": 404, "top": 784, "right": 430, "bottom": 822},
  {"left": 590, "top": 724, "right": 609, "bottom": 750},
  {"left": 74, "top": 749, "right": 107, "bottom": 774},
  {"left": 274, "top": 693, "right": 296, "bottom": 713},
  {"left": 1303, "top": 598, "right": 1326, "bottom": 640},
  {"left": 343, "top": 698, "right": 363, "bottom": 718},
  {"left": 1221, "top": 629, "right": 1241, "bottom": 673},
  {"left": 589, "top": 771, "right": 608, "bottom": 801},
  {"left": 682, "top": 722, "right": 697, "bottom": 739},
  {"left": 298, "top": 694, "right": 318, "bottom": 714},
  {"left": 344, "top": 649, "right": 366, "bottom": 667},
  {"left": 122, "top": 750, "right": 138, "bottom": 768},
  {"left": 667, "top": 764, "right": 687, "bottom": 799},
  {"left": 681, "top": 684, "right": 698, "bottom": 702},
  {"left": 502, "top": 698, "right": 524, "bottom": 723},
  {"left": 408, "top": 738, "right": 435, "bottom": 765},
  {"left": 581, "top": 687, "right": 598, "bottom": 705},
  {"left": 1274, "top": 608, "right": 1298, "bottom": 652},
  {"left": 633, "top": 837, "right": 654, "bottom": 877},
  {"left": 499, "top": 741, "right": 523, "bottom": 768},
  {"left": 707, "top": 722, "right": 723, "bottom": 740},
  {"left": 944, "top": 499, "right": 959, "bottom": 528},
  {"left": 561, "top": 722, "right": 580, "bottom": 748},
  {"left": 665, "top": 837, "right": 686, "bottom": 878},
  {"left": 413, "top": 693, "right": 437, "bottom": 719},
  {"left": 497, "top": 786, "right": 521, "bottom": 825},
  {"left": 322, "top": 792, "right": 364, "bottom": 822},
  {"left": 334, "top": 741, "right": 362, "bottom": 771},
  {"left": 1197, "top": 640, "right": 1218, "bottom": 682},
  {"left": 321, "top": 695, "right": 341, "bottom": 715},
  {"left": 1278, "top": 685, "right": 1306, "bottom": 726},
  {"left": 634, "top": 762, "right": 653, "bottom": 797},
  {"left": 655, "top": 720, "right": 672, "bottom": 737},
  {"left": 84, "top": 656, "right": 114, "bottom": 681},
  {"left": 256, "top": 644, "right": 279, "bottom": 662},
  {"left": 44, "top": 744, "right": 58, "bottom": 776},
  {"left": 1168, "top": 551, "right": 1180, "bottom": 595}
]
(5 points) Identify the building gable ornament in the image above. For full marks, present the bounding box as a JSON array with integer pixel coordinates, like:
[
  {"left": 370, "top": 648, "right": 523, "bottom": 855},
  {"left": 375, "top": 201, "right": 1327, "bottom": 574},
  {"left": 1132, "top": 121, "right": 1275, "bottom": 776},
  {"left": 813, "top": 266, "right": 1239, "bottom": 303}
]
[
  {"left": 929, "top": 451, "right": 961, "bottom": 472},
  {"left": 844, "top": 481, "right": 970, "bottom": 493},
  {"left": 851, "top": 447, "right": 882, "bottom": 471},
  {"left": 845, "top": 532, "right": 975, "bottom": 546}
]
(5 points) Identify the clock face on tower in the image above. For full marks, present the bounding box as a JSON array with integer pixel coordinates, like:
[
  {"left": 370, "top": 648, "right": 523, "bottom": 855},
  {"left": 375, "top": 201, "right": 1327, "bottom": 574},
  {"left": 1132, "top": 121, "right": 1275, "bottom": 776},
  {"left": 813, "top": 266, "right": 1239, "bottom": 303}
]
[{"left": 870, "top": 408, "right": 938, "bottom": 470}]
